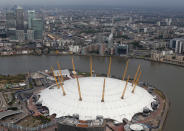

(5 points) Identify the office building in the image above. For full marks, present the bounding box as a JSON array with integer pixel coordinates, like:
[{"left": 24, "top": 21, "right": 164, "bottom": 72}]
[
  {"left": 170, "top": 38, "right": 184, "bottom": 54},
  {"left": 7, "top": 28, "right": 16, "bottom": 40},
  {"left": 32, "top": 18, "right": 44, "bottom": 40},
  {"left": 28, "top": 10, "right": 35, "bottom": 29},
  {"left": 6, "top": 11, "right": 16, "bottom": 28},
  {"left": 115, "top": 44, "right": 129, "bottom": 55},
  {"left": 108, "top": 32, "right": 113, "bottom": 49},
  {"left": 27, "top": 30, "right": 34, "bottom": 41},
  {"left": 16, "top": 6, "right": 24, "bottom": 30},
  {"left": 16, "top": 30, "right": 25, "bottom": 42}
]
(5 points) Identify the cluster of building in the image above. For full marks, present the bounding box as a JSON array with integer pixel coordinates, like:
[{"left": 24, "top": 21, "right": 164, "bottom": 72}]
[
  {"left": 0, "top": 6, "right": 45, "bottom": 55},
  {"left": 151, "top": 38, "right": 184, "bottom": 65},
  {"left": 41, "top": 7, "right": 184, "bottom": 59},
  {"left": 0, "top": 51, "right": 169, "bottom": 131},
  {"left": 2, "top": 6, "right": 44, "bottom": 42},
  {"left": 0, "top": 6, "right": 184, "bottom": 66}
]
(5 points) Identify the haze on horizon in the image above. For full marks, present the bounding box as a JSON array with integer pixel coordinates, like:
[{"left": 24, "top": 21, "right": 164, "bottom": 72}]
[{"left": 1, "top": 0, "right": 184, "bottom": 8}]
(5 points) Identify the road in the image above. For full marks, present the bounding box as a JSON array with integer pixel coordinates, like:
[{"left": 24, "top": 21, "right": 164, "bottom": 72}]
[{"left": 0, "top": 92, "right": 7, "bottom": 111}]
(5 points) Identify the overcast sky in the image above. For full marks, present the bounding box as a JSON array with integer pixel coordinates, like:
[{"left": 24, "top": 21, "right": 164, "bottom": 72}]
[{"left": 1, "top": 0, "right": 184, "bottom": 7}]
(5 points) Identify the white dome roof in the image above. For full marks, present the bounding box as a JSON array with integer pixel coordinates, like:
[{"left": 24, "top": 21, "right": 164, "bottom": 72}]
[{"left": 38, "top": 77, "right": 154, "bottom": 122}]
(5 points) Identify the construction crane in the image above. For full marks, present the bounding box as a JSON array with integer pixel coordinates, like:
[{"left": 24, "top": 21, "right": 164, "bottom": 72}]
[{"left": 47, "top": 34, "right": 55, "bottom": 40}]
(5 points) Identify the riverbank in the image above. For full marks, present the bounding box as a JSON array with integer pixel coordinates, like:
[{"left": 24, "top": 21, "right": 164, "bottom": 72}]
[
  {"left": 0, "top": 56, "right": 183, "bottom": 131},
  {"left": 0, "top": 69, "right": 170, "bottom": 131},
  {"left": 129, "top": 56, "right": 184, "bottom": 68},
  {"left": 0, "top": 74, "right": 26, "bottom": 91},
  {"left": 0, "top": 53, "right": 184, "bottom": 68},
  {"left": 152, "top": 88, "right": 170, "bottom": 131},
  {"left": 73, "top": 54, "right": 184, "bottom": 68}
]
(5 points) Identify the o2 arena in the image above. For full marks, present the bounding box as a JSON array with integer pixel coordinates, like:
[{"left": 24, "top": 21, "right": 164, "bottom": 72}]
[
  {"left": 30, "top": 57, "right": 168, "bottom": 131},
  {"left": 39, "top": 77, "right": 154, "bottom": 122}
]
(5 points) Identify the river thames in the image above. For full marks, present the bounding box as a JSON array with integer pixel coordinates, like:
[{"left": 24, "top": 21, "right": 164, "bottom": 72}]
[{"left": 0, "top": 55, "right": 183, "bottom": 131}]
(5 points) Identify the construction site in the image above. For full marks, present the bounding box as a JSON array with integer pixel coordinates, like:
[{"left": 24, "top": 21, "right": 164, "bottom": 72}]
[{"left": 0, "top": 56, "right": 169, "bottom": 131}]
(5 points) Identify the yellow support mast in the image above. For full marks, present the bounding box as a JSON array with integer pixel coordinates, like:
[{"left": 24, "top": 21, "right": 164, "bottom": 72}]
[
  {"left": 101, "top": 78, "right": 106, "bottom": 102},
  {"left": 132, "top": 65, "right": 141, "bottom": 86},
  {"left": 71, "top": 57, "right": 82, "bottom": 101},
  {"left": 72, "top": 56, "right": 76, "bottom": 72},
  {"left": 121, "top": 75, "right": 130, "bottom": 99},
  {"left": 107, "top": 56, "right": 112, "bottom": 77},
  {"left": 51, "top": 66, "right": 60, "bottom": 89},
  {"left": 132, "top": 71, "right": 142, "bottom": 93},
  {"left": 76, "top": 75, "right": 82, "bottom": 101},
  {"left": 90, "top": 56, "right": 93, "bottom": 77},
  {"left": 57, "top": 73, "right": 66, "bottom": 96},
  {"left": 122, "top": 60, "right": 129, "bottom": 81},
  {"left": 57, "top": 62, "right": 64, "bottom": 82}
]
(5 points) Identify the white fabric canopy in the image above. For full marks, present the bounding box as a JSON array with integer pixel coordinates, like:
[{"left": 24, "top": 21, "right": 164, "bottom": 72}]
[{"left": 39, "top": 77, "right": 154, "bottom": 122}]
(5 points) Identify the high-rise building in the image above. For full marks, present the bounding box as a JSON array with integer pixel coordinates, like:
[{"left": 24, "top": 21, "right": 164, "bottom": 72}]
[
  {"left": 0, "top": 20, "right": 7, "bottom": 38},
  {"left": 108, "top": 32, "right": 113, "bottom": 49},
  {"left": 99, "top": 44, "right": 106, "bottom": 56},
  {"left": 6, "top": 11, "right": 16, "bottom": 28},
  {"left": 170, "top": 38, "right": 184, "bottom": 54},
  {"left": 16, "top": 6, "right": 24, "bottom": 30},
  {"left": 16, "top": 30, "right": 25, "bottom": 42},
  {"left": 32, "top": 18, "right": 44, "bottom": 40},
  {"left": 27, "top": 30, "right": 34, "bottom": 41},
  {"left": 7, "top": 28, "right": 16, "bottom": 40},
  {"left": 28, "top": 10, "right": 35, "bottom": 29},
  {"left": 115, "top": 44, "right": 129, "bottom": 55},
  {"left": 165, "top": 18, "right": 172, "bottom": 26}
]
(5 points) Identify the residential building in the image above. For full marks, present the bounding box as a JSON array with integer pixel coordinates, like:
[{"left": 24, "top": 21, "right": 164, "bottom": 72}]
[{"left": 170, "top": 38, "right": 184, "bottom": 54}]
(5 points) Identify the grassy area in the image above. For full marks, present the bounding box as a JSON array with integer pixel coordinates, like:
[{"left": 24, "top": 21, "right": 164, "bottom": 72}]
[
  {"left": 7, "top": 93, "right": 16, "bottom": 105},
  {"left": 18, "top": 116, "right": 51, "bottom": 127},
  {"left": 77, "top": 72, "right": 91, "bottom": 77},
  {"left": 96, "top": 73, "right": 107, "bottom": 77},
  {"left": 29, "top": 83, "right": 33, "bottom": 89},
  {"left": 0, "top": 74, "right": 26, "bottom": 84},
  {"left": 0, "top": 88, "right": 5, "bottom": 92},
  {"left": 3, "top": 93, "right": 9, "bottom": 103},
  {"left": 35, "top": 116, "right": 51, "bottom": 124},
  {"left": 154, "top": 88, "right": 166, "bottom": 99},
  {"left": 3, "top": 92, "right": 16, "bottom": 105}
]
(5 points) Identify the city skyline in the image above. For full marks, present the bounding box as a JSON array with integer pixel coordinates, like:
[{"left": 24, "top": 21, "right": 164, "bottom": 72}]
[
  {"left": 1, "top": 0, "right": 184, "bottom": 8},
  {"left": 0, "top": 2, "right": 183, "bottom": 131}
]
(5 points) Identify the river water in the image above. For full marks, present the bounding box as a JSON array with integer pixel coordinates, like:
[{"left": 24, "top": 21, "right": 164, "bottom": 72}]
[{"left": 0, "top": 55, "right": 183, "bottom": 131}]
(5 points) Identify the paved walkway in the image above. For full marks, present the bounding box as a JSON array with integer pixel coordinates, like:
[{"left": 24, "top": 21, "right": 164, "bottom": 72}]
[{"left": 0, "top": 92, "right": 7, "bottom": 111}]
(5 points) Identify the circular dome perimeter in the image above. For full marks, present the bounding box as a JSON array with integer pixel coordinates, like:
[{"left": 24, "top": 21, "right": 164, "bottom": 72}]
[{"left": 38, "top": 77, "right": 154, "bottom": 122}]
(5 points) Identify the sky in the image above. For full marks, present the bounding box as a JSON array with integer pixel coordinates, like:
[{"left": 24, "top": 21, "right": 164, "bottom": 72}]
[{"left": 1, "top": 0, "right": 184, "bottom": 7}]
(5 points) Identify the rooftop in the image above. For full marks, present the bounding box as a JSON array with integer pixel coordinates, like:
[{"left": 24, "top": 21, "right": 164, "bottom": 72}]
[{"left": 38, "top": 77, "right": 154, "bottom": 122}]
